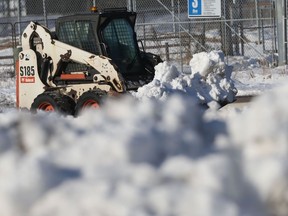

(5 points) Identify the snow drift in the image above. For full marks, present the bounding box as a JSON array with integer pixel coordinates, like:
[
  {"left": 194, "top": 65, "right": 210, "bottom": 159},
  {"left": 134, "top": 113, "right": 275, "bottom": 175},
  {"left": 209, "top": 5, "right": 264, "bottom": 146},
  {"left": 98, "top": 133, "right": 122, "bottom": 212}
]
[{"left": 1, "top": 83, "right": 288, "bottom": 216}]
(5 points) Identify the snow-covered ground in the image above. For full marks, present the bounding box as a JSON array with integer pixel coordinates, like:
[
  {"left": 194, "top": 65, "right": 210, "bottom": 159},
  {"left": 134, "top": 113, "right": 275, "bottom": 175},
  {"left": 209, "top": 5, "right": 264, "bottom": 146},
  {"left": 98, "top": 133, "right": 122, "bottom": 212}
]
[{"left": 1, "top": 49, "right": 288, "bottom": 216}]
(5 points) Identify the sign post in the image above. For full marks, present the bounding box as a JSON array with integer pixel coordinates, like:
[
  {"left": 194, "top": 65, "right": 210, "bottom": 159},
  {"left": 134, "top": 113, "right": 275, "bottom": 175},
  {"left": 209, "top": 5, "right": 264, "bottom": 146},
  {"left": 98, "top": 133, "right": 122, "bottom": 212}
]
[{"left": 188, "top": 0, "right": 221, "bottom": 18}]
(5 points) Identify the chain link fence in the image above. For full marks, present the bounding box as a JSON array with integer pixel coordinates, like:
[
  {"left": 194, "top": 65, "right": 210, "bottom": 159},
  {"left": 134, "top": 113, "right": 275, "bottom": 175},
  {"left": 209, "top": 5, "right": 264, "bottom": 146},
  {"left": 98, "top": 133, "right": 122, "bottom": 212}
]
[{"left": 0, "top": 0, "right": 279, "bottom": 70}]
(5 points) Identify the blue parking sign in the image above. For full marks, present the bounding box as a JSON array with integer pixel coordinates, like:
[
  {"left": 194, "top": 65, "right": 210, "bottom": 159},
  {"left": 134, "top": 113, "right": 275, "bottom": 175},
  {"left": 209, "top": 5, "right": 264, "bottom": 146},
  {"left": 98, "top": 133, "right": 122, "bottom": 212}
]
[
  {"left": 188, "top": 0, "right": 202, "bottom": 16},
  {"left": 188, "top": 0, "right": 221, "bottom": 18}
]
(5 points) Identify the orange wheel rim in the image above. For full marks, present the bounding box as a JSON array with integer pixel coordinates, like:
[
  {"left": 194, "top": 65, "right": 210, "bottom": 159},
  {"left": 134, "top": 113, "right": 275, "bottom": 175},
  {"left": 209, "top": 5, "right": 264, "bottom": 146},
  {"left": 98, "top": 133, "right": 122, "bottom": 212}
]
[
  {"left": 38, "top": 102, "right": 55, "bottom": 112},
  {"left": 83, "top": 100, "right": 100, "bottom": 109}
]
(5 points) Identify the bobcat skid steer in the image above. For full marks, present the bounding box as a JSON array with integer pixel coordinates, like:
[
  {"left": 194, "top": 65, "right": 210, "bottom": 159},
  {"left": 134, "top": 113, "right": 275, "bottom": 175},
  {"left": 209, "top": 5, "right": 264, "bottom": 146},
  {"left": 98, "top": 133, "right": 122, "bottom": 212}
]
[{"left": 16, "top": 8, "right": 162, "bottom": 115}]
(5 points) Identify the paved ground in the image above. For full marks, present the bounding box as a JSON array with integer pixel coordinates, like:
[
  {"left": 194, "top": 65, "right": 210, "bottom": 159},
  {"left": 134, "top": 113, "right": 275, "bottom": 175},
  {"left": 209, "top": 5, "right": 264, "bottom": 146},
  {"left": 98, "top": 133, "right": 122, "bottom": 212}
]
[
  {"left": 234, "top": 96, "right": 254, "bottom": 103},
  {"left": 219, "top": 95, "right": 255, "bottom": 112}
]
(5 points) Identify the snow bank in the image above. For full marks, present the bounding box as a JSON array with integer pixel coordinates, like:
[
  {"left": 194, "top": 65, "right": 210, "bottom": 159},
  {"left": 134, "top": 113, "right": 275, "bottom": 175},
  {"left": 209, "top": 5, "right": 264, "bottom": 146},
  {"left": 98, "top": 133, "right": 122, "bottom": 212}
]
[
  {"left": 0, "top": 70, "right": 15, "bottom": 112},
  {"left": 1, "top": 82, "right": 288, "bottom": 215},
  {"left": 133, "top": 50, "right": 237, "bottom": 108},
  {"left": 1, "top": 50, "right": 288, "bottom": 216},
  {"left": 0, "top": 95, "right": 227, "bottom": 216}
]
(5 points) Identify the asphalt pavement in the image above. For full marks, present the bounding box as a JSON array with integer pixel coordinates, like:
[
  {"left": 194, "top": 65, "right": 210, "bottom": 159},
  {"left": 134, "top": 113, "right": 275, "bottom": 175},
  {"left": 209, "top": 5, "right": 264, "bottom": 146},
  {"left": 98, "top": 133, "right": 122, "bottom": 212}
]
[{"left": 219, "top": 95, "right": 255, "bottom": 112}]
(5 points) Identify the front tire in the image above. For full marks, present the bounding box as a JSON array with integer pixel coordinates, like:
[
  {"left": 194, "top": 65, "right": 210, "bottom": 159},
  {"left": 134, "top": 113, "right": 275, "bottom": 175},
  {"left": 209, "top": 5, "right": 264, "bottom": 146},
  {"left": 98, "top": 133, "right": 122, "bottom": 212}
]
[{"left": 31, "top": 92, "right": 75, "bottom": 115}]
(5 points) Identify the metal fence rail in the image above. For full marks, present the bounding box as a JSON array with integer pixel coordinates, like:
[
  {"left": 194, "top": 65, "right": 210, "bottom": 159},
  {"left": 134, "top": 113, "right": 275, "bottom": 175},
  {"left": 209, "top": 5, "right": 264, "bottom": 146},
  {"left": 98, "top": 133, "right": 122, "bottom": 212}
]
[{"left": 0, "top": 0, "right": 280, "bottom": 70}]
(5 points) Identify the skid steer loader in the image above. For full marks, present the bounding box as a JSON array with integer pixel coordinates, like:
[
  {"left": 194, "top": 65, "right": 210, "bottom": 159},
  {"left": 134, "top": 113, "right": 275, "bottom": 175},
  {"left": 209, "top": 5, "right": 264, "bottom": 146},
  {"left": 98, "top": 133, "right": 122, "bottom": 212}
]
[{"left": 16, "top": 8, "right": 162, "bottom": 115}]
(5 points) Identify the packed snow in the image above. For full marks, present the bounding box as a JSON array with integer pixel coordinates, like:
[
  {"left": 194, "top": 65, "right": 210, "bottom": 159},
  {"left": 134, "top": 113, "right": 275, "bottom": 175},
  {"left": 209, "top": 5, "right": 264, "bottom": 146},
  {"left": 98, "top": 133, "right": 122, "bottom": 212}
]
[{"left": 1, "top": 49, "right": 288, "bottom": 216}]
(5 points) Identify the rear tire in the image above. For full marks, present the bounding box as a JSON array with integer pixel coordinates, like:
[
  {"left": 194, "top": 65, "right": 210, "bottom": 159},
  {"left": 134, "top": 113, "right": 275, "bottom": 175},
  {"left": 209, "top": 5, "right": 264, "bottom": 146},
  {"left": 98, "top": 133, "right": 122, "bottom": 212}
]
[
  {"left": 31, "top": 92, "right": 75, "bottom": 115},
  {"left": 75, "top": 89, "right": 107, "bottom": 116}
]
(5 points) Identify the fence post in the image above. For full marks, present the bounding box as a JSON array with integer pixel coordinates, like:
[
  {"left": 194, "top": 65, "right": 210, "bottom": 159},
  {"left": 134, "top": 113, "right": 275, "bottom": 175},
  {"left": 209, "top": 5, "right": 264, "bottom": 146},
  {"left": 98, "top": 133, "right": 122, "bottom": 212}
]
[
  {"left": 17, "top": 0, "right": 21, "bottom": 43},
  {"left": 255, "top": 0, "right": 261, "bottom": 45},
  {"left": 239, "top": 0, "right": 244, "bottom": 55},
  {"left": 43, "top": 0, "right": 48, "bottom": 27},
  {"left": 127, "top": 0, "right": 136, "bottom": 12},
  {"left": 221, "top": 0, "right": 233, "bottom": 56},
  {"left": 171, "top": 0, "right": 176, "bottom": 33},
  {"left": 133, "top": 0, "right": 137, "bottom": 11},
  {"left": 165, "top": 42, "right": 170, "bottom": 61},
  {"left": 276, "top": 0, "right": 287, "bottom": 65},
  {"left": 127, "top": 0, "right": 132, "bottom": 11},
  {"left": 178, "top": 0, "right": 183, "bottom": 72}
]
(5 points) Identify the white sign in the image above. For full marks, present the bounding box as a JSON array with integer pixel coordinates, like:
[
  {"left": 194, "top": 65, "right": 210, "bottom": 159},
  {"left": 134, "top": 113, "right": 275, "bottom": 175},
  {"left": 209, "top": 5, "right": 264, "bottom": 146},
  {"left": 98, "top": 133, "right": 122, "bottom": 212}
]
[{"left": 188, "top": 0, "right": 221, "bottom": 18}]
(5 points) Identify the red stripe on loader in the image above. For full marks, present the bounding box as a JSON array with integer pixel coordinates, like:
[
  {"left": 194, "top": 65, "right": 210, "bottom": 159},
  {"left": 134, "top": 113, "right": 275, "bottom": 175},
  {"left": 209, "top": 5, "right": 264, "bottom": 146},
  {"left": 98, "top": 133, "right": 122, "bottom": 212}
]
[{"left": 60, "top": 74, "right": 86, "bottom": 80}]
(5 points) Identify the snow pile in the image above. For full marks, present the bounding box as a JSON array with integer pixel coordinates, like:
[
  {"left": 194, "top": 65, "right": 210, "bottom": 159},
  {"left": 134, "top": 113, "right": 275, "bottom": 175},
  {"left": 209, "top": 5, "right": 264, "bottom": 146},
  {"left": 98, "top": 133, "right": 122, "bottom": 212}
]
[
  {"left": 1, "top": 84, "right": 288, "bottom": 215},
  {"left": 0, "top": 68, "right": 15, "bottom": 112},
  {"left": 0, "top": 96, "right": 225, "bottom": 216},
  {"left": 133, "top": 50, "right": 237, "bottom": 108}
]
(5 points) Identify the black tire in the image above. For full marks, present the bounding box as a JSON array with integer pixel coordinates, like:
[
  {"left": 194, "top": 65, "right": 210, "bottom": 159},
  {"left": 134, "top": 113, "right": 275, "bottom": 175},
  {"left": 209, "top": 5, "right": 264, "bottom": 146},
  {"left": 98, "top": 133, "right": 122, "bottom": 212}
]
[
  {"left": 62, "top": 94, "right": 77, "bottom": 116},
  {"left": 75, "top": 89, "right": 107, "bottom": 116},
  {"left": 31, "top": 92, "right": 75, "bottom": 115}
]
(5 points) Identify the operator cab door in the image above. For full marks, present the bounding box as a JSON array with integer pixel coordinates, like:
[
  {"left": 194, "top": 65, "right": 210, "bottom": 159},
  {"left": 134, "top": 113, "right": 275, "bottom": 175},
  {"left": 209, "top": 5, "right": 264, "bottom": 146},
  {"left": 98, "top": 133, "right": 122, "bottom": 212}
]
[{"left": 100, "top": 18, "right": 145, "bottom": 77}]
